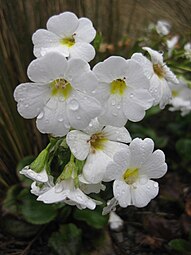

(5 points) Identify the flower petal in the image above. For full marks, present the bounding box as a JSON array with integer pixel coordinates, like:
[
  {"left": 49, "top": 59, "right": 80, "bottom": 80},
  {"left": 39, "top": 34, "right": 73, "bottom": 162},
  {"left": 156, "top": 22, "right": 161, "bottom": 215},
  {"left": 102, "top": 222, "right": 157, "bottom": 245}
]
[
  {"left": 75, "top": 17, "right": 96, "bottom": 43},
  {"left": 93, "top": 56, "right": 129, "bottom": 83},
  {"left": 37, "top": 186, "right": 68, "bottom": 203},
  {"left": 143, "top": 47, "right": 163, "bottom": 65},
  {"left": 125, "top": 88, "right": 153, "bottom": 110},
  {"left": 103, "top": 126, "right": 131, "bottom": 143},
  {"left": 129, "top": 138, "right": 154, "bottom": 168},
  {"left": 66, "top": 130, "right": 90, "bottom": 160},
  {"left": 122, "top": 98, "right": 146, "bottom": 122},
  {"left": 36, "top": 96, "right": 70, "bottom": 137},
  {"left": 68, "top": 188, "right": 96, "bottom": 210},
  {"left": 32, "top": 29, "right": 69, "bottom": 58},
  {"left": 131, "top": 53, "right": 153, "bottom": 79},
  {"left": 124, "top": 59, "right": 150, "bottom": 89},
  {"left": 27, "top": 52, "right": 68, "bottom": 83},
  {"left": 131, "top": 180, "right": 159, "bottom": 207},
  {"left": 69, "top": 42, "right": 95, "bottom": 62},
  {"left": 140, "top": 149, "right": 167, "bottom": 178},
  {"left": 82, "top": 118, "right": 104, "bottom": 135},
  {"left": 83, "top": 150, "right": 112, "bottom": 183},
  {"left": 14, "top": 82, "right": 50, "bottom": 119},
  {"left": 47, "top": 12, "right": 78, "bottom": 37},
  {"left": 113, "top": 180, "right": 131, "bottom": 208},
  {"left": 20, "top": 166, "right": 48, "bottom": 183},
  {"left": 98, "top": 94, "right": 127, "bottom": 127},
  {"left": 66, "top": 90, "right": 101, "bottom": 130}
]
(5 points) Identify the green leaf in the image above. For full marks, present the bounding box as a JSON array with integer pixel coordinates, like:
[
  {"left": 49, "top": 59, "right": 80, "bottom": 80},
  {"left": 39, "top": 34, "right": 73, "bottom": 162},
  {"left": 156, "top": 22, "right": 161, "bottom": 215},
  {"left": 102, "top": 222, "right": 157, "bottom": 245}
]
[
  {"left": 0, "top": 216, "right": 40, "bottom": 239},
  {"left": 73, "top": 207, "right": 108, "bottom": 229},
  {"left": 93, "top": 32, "right": 102, "bottom": 51},
  {"left": 48, "top": 223, "right": 82, "bottom": 255},
  {"left": 30, "top": 147, "right": 49, "bottom": 173},
  {"left": 2, "top": 184, "right": 21, "bottom": 215},
  {"left": 169, "top": 239, "right": 191, "bottom": 253},
  {"left": 176, "top": 139, "right": 191, "bottom": 162},
  {"left": 18, "top": 189, "right": 57, "bottom": 225}
]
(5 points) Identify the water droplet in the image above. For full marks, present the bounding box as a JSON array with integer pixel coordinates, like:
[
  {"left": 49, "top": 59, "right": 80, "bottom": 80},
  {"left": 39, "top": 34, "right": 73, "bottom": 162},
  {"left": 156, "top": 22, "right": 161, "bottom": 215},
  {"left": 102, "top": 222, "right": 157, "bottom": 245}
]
[
  {"left": 69, "top": 99, "right": 79, "bottom": 111},
  {"left": 58, "top": 117, "right": 64, "bottom": 122},
  {"left": 153, "top": 182, "right": 158, "bottom": 188},
  {"left": 84, "top": 97, "right": 88, "bottom": 100},
  {"left": 111, "top": 100, "right": 116, "bottom": 106},
  {"left": 147, "top": 185, "right": 151, "bottom": 189},
  {"left": 37, "top": 112, "right": 44, "bottom": 120},
  {"left": 25, "top": 104, "right": 29, "bottom": 108},
  {"left": 116, "top": 105, "right": 121, "bottom": 109},
  {"left": 59, "top": 97, "right": 65, "bottom": 102},
  {"left": 112, "top": 111, "right": 117, "bottom": 116},
  {"left": 130, "top": 93, "right": 134, "bottom": 98},
  {"left": 92, "top": 90, "right": 96, "bottom": 94},
  {"left": 76, "top": 116, "right": 81, "bottom": 120},
  {"left": 64, "top": 123, "right": 70, "bottom": 129},
  {"left": 89, "top": 123, "right": 93, "bottom": 127}
]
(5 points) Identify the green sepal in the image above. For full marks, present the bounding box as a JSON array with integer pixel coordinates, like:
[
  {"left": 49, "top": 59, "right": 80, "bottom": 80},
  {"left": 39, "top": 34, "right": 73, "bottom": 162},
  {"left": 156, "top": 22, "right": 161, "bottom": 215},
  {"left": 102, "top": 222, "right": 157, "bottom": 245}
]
[
  {"left": 75, "top": 159, "right": 85, "bottom": 175},
  {"left": 30, "top": 148, "right": 49, "bottom": 173},
  {"left": 57, "top": 161, "right": 76, "bottom": 181}
]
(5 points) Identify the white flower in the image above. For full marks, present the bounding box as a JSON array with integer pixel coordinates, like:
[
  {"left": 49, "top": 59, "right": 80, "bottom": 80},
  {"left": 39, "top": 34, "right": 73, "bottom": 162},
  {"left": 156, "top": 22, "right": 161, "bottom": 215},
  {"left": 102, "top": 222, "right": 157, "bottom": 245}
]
[
  {"left": 166, "top": 35, "right": 179, "bottom": 57},
  {"left": 104, "top": 138, "right": 167, "bottom": 208},
  {"left": 20, "top": 166, "right": 54, "bottom": 196},
  {"left": 37, "top": 178, "right": 97, "bottom": 210},
  {"left": 20, "top": 166, "right": 49, "bottom": 183},
  {"left": 32, "top": 11, "right": 96, "bottom": 62},
  {"left": 108, "top": 211, "right": 124, "bottom": 230},
  {"left": 169, "top": 79, "right": 191, "bottom": 116},
  {"left": 66, "top": 118, "right": 131, "bottom": 183},
  {"left": 14, "top": 52, "right": 101, "bottom": 137},
  {"left": 184, "top": 42, "right": 191, "bottom": 60},
  {"left": 132, "top": 47, "right": 178, "bottom": 109},
  {"left": 92, "top": 56, "right": 153, "bottom": 126},
  {"left": 156, "top": 20, "right": 171, "bottom": 36}
]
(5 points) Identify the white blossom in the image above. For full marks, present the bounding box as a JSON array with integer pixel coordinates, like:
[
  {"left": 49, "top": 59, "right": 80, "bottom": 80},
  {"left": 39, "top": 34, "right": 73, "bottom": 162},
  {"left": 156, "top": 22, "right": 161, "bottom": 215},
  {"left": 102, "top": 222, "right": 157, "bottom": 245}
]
[
  {"left": 92, "top": 56, "right": 153, "bottom": 127},
  {"left": 66, "top": 118, "right": 131, "bottom": 183},
  {"left": 169, "top": 79, "right": 191, "bottom": 116},
  {"left": 32, "top": 11, "right": 96, "bottom": 62},
  {"left": 156, "top": 20, "right": 171, "bottom": 36},
  {"left": 37, "top": 177, "right": 98, "bottom": 210},
  {"left": 132, "top": 47, "right": 178, "bottom": 109},
  {"left": 14, "top": 52, "right": 101, "bottom": 137},
  {"left": 104, "top": 138, "right": 167, "bottom": 209},
  {"left": 108, "top": 211, "right": 124, "bottom": 230},
  {"left": 166, "top": 35, "right": 179, "bottom": 57},
  {"left": 184, "top": 42, "right": 191, "bottom": 60}
]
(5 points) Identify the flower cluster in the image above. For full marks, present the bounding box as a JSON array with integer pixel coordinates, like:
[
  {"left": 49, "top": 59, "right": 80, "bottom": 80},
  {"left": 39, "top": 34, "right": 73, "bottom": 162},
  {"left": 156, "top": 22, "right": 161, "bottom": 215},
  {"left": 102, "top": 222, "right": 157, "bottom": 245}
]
[{"left": 14, "top": 11, "right": 177, "bottom": 213}]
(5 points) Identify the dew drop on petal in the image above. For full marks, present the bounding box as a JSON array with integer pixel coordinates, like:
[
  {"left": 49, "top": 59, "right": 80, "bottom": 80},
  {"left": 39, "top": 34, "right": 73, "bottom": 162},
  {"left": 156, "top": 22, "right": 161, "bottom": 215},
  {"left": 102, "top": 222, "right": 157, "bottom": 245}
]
[
  {"left": 153, "top": 182, "right": 158, "bottom": 188},
  {"left": 37, "top": 112, "right": 44, "bottom": 120},
  {"left": 130, "top": 93, "right": 134, "bottom": 98},
  {"left": 112, "top": 111, "right": 117, "bottom": 116},
  {"left": 147, "top": 185, "right": 151, "bottom": 189},
  {"left": 64, "top": 123, "right": 70, "bottom": 129},
  {"left": 92, "top": 90, "right": 96, "bottom": 94},
  {"left": 69, "top": 99, "right": 79, "bottom": 111},
  {"left": 116, "top": 105, "right": 121, "bottom": 109},
  {"left": 111, "top": 100, "right": 116, "bottom": 106},
  {"left": 25, "top": 104, "right": 29, "bottom": 108},
  {"left": 76, "top": 116, "right": 81, "bottom": 120},
  {"left": 89, "top": 123, "right": 93, "bottom": 127},
  {"left": 58, "top": 117, "right": 64, "bottom": 122}
]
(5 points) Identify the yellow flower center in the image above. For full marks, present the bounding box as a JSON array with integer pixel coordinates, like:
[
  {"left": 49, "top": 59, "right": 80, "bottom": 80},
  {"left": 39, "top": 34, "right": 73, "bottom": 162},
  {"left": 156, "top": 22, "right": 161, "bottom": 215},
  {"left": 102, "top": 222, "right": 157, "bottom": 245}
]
[
  {"left": 110, "top": 79, "right": 127, "bottom": 95},
  {"left": 60, "top": 36, "right": 75, "bottom": 47},
  {"left": 50, "top": 79, "right": 72, "bottom": 99},
  {"left": 123, "top": 168, "right": 139, "bottom": 185},
  {"left": 153, "top": 64, "right": 165, "bottom": 78},
  {"left": 89, "top": 133, "right": 108, "bottom": 152},
  {"left": 172, "top": 90, "right": 178, "bottom": 97}
]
